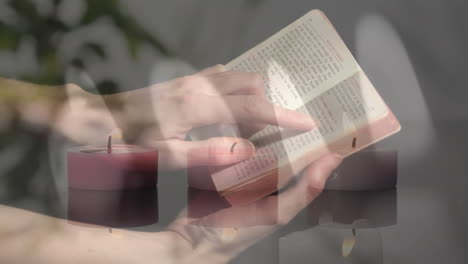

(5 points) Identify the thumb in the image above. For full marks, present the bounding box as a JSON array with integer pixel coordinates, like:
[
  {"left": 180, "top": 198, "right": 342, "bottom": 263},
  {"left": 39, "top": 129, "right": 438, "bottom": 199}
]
[
  {"left": 153, "top": 137, "right": 256, "bottom": 170},
  {"left": 303, "top": 153, "right": 343, "bottom": 198},
  {"left": 277, "top": 154, "right": 343, "bottom": 224}
]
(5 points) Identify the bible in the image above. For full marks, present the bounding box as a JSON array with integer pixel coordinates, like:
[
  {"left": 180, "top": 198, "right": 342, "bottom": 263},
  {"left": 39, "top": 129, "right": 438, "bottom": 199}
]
[{"left": 193, "top": 10, "right": 400, "bottom": 204}]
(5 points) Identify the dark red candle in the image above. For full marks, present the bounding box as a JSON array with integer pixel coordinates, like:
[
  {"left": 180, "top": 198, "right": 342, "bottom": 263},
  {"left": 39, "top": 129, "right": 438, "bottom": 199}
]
[
  {"left": 68, "top": 145, "right": 158, "bottom": 190},
  {"left": 68, "top": 188, "right": 159, "bottom": 227},
  {"left": 324, "top": 150, "right": 397, "bottom": 191}
]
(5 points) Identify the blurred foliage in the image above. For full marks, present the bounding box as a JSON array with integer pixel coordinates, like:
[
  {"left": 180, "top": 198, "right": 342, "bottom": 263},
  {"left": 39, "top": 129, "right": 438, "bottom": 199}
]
[{"left": 0, "top": 0, "right": 170, "bottom": 86}]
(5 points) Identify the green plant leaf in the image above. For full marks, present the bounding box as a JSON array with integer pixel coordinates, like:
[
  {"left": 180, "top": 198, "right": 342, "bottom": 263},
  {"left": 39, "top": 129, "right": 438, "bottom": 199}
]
[{"left": 0, "top": 23, "right": 21, "bottom": 50}]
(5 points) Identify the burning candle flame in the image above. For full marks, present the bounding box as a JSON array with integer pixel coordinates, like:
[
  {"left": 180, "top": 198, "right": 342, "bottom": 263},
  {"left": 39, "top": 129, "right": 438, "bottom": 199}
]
[
  {"left": 110, "top": 129, "right": 123, "bottom": 140},
  {"left": 342, "top": 229, "right": 356, "bottom": 257}
]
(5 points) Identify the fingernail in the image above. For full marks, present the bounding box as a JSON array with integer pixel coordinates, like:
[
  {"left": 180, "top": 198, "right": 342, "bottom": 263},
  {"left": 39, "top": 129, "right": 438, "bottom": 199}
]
[{"left": 231, "top": 139, "right": 255, "bottom": 155}]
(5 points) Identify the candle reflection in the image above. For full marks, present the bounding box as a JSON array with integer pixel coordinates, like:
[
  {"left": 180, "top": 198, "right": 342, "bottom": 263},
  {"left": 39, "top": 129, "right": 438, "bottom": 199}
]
[
  {"left": 341, "top": 229, "right": 356, "bottom": 257},
  {"left": 308, "top": 189, "right": 397, "bottom": 228},
  {"left": 187, "top": 187, "right": 278, "bottom": 227},
  {"left": 67, "top": 188, "right": 158, "bottom": 228},
  {"left": 187, "top": 188, "right": 230, "bottom": 219},
  {"left": 280, "top": 189, "right": 397, "bottom": 263}
]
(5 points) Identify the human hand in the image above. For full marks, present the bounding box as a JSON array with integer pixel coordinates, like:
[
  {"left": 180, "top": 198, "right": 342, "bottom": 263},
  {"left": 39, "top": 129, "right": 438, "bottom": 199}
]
[
  {"left": 167, "top": 153, "right": 342, "bottom": 263},
  {"left": 105, "top": 65, "right": 316, "bottom": 170},
  {"left": 52, "top": 65, "right": 316, "bottom": 170}
]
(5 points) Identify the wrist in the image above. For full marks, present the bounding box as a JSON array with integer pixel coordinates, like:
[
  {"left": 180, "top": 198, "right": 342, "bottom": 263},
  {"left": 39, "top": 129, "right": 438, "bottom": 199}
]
[{"left": 51, "top": 84, "right": 121, "bottom": 145}]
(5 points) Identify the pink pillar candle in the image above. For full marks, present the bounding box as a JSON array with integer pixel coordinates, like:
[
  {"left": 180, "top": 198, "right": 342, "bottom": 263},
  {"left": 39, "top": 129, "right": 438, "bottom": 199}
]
[
  {"left": 68, "top": 145, "right": 158, "bottom": 190},
  {"left": 68, "top": 188, "right": 158, "bottom": 227},
  {"left": 325, "top": 150, "right": 397, "bottom": 191}
]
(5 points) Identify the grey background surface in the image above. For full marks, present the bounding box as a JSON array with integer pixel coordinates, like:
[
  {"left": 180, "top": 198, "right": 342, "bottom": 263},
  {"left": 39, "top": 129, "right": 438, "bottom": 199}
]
[{"left": 1, "top": 0, "right": 467, "bottom": 263}]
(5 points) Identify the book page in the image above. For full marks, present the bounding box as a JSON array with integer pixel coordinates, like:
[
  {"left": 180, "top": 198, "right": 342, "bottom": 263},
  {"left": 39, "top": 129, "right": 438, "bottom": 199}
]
[
  {"left": 212, "top": 71, "right": 389, "bottom": 191},
  {"left": 227, "top": 9, "right": 361, "bottom": 110},
  {"left": 189, "top": 9, "right": 361, "bottom": 141},
  {"left": 253, "top": 71, "right": 388, "bottom": 162}
]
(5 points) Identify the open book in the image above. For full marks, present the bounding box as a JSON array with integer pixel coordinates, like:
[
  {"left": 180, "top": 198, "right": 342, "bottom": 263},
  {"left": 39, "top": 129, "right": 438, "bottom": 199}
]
[{"left": 193, "top": 10, "right": 400, "bottom": 204}]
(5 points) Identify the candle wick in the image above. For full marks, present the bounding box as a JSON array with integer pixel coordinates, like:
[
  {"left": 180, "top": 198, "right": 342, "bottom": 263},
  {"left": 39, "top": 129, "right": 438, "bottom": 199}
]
[{"left": 107, "top": 136, "right": 112, "bottom": 154}]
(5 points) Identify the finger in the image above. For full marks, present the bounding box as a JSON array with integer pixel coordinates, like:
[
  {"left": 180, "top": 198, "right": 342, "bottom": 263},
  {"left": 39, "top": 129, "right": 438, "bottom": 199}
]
[
  {"left": 168, "top": 155, "right": 341, "bottom": 251},
  {"left": 276, "top": 154, "right": 343, "bottom": 224},
  {"left": 150, "top": 137, "right": 256, "bottom": 170},
  {"left": 207, "top": 71, "right": 265, "bottom": 96},
  {"left": 223, "top": 96, "right": 317, "bottom": 131},
  {"left": 189, "top": 194, "right": 280, "bottom": 228},
  {"left": 185, "top": 94, "right": 316, "bottom": 131},
  {"left": 196, "top": 64, "right": 227, "bottom": 76},
  {"left": 184, "top": 154, "right": 342, "bottom": 229}
]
